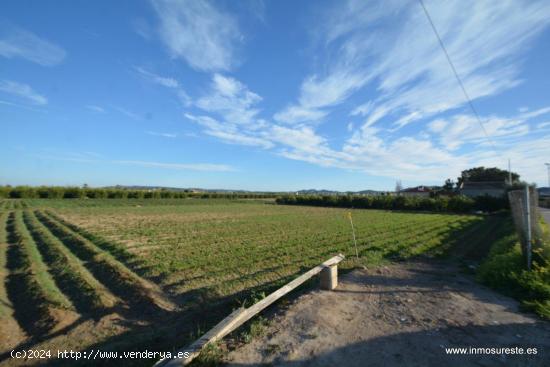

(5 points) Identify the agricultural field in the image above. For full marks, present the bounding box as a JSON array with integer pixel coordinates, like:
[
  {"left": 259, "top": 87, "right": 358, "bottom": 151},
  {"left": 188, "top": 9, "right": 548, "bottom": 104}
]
[{"left": 0, "top": 198, "right": 512, "bottom": 365}]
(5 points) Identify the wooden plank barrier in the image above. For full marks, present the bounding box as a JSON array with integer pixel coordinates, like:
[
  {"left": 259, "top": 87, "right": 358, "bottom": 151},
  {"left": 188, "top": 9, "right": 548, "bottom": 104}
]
[{"left": 156, "top": 254, "right": 345, "bottom": 367}]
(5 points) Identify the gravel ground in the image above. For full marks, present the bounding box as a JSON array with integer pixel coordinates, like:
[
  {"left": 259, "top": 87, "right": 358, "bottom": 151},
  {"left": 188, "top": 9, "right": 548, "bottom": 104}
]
[{"left": 225, "top": 260, "right": 550, "bottom": 367}]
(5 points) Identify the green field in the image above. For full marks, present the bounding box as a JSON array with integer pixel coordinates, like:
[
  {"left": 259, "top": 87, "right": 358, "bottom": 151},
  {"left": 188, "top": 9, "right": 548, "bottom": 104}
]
[{"left": 0, "top": 198, "right": 511, "bottom": 365}]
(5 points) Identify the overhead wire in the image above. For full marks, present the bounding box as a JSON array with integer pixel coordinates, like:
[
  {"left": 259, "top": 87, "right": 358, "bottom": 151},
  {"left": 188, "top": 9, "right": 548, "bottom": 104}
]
[{"left": 418, "top": 0, "right": 499, "bottom": 153}]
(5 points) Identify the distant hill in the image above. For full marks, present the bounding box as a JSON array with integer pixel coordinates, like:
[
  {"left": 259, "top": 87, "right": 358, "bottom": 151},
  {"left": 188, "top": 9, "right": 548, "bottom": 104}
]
[
  {"left": 104, "top": 186, "right": 385, "bottom": 195},
  {"left": 104, "top": 185, "right": 257, "bottom": 193},
  {"left": 295, "top": 189, "right": 385, "bottom": 195}
]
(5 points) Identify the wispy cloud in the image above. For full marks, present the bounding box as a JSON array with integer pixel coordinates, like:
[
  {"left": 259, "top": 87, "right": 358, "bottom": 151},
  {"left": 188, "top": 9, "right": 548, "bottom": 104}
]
[
  {"left": 132, "top": 18, "right": 153, "bottom": 40},
  {"left": 154, "top": 0, "right": 550, "bottom": 186},
  {"left": 342, "top": 0, "right": 550, "bottom": 129},
  {"left": 184, "top": 113, "right": 273, "bottom": 148},
  {"left": 134, "top": 66, "right": 190, "bottom": 105},
  {"left": 0, "top": 80, "right": 47, "bottom": 105},
  {"left": 135, "top": 66, "right": 179, "bottom": 88},
  {"left": 146, "top": 131, "right": 177, "bottom": 138},
  {"left": 152, "top": 0, "right": 242, "bottom": 71},
  {"left": 38, "top": 152, "right": 236, "bottom": 172},
  {"left": 113, "top": 160, "right": 236, "bottom": 172},
  {"left": 0, "top": 24, "right": 66, "bottom": 66},
  {"left": 86, "top": 105, "right": 106, "bottom": 113},
  {"left": 114, "top": 107, "right": 141, "bottom": 120},
  {"left": 196, "top": 74, "right": 261, "bottom": 125},
  {"left": 275, "top": 70, "right": 370, "bottom": 124},
  {"left": 428, "top": 115, "right": 528, "bottom": 151},
  {"left": 275, "top": 0, "right": 550, "bottom": 132}
]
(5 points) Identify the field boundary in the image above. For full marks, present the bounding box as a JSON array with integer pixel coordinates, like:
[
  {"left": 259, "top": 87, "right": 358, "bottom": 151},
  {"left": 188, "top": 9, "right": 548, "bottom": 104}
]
[{"left": 156, "top": 254, "right": 344, "bottom": 367}]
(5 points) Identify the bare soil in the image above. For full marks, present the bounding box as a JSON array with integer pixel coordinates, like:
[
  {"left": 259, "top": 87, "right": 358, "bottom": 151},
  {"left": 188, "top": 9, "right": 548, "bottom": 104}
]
[{"left": 226, "top": 260, "right": 550, "bottom": 366}]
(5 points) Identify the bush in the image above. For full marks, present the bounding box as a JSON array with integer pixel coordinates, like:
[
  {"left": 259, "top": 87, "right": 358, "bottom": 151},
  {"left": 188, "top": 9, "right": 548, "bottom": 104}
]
[
  {"left": 126, "top": 190, "right": 144, "bottom": 199},
  {"left": 63, "top": 187, "right": 84, "bottom": 199},
  {"left": 477, "top": 229, "right": 550, "bottom": 319},
  {"left": 0, "top": 186, "right": 277, "bottom": 200},
  {"left": 276, "top": 193, "right": 493, "bottom": 213}
]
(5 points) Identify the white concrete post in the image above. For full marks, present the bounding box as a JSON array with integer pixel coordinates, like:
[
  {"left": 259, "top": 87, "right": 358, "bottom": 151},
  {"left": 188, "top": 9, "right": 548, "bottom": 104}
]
[
  {"left": 320, "top": 264, "right": 338, "bottom": 290},
  {"left": 524, "top": 185, "right": 532, "bottom": 271}
]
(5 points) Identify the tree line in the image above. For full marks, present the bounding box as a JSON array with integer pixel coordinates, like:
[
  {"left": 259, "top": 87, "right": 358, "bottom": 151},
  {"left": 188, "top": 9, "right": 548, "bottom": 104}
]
[
  {"left": 0, "top": 186, "right": 277, "bottom": 199},
  {"left": 276, "top": 194, "right": 508, "bottom": 213}
]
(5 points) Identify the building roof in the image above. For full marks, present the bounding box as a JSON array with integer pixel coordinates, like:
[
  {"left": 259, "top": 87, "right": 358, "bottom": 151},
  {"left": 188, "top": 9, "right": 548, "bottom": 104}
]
[
  {"left": 401, "top": 185, "right": 432, "bottom": 193},
  {"left": 460, "top": 181, "right": 506, "bottom": 190}
]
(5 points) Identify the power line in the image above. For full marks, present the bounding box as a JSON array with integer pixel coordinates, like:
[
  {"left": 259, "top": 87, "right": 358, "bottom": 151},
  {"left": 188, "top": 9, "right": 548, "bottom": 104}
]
[{"left": 418, "top": 0, "right": 498, "bottom": 153}]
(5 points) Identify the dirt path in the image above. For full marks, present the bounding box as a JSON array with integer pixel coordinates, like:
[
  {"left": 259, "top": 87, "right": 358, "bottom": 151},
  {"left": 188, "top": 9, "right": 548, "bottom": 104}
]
[{"left": 226, "top": 260, "right": 550, "bottom": 366}]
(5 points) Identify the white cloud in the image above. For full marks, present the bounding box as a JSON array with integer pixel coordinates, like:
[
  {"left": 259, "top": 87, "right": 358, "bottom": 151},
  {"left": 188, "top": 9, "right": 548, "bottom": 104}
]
[
  {"left": 358, "top": 0, "right": 550, "bottom": 129},
  {"left": 132, "top": 18, "right": 153, "bottom": 40},
  {"left": 39, "top": 152, "right": 236, "bottom": 172},
  {"left": 135, "top": 66, "right": 179, "bottom": 88},
  {"left": 152, "top": 0, "right": 242, "bottom": 71},
  {"left": 0, "top": 24, "right": 66, "bottom": 66},
  {"left": 184, "top": 113, "right": 273, "bottom": 148},
  {"left": 428, "top": 114, "right": 528, "bottom": 150},
  {"left": 146, "top": 131, "right": 177, "bottom": 138},
  {"left": 135, "top": 66, "right": 191, "bottom": 106},
  {"left": 276, "top": 0, "right": 550, "bottom": 131},
  {"left": 114, "top": 107, "right": 141, "bottom": 120},
  {"left": 113, "top": 160, "right": 236, "bottom": 172},
  {"left": 196, "top": 74, "right": 262, "bottom": 125},
  {"left": 86, "top": 105, "right": 105, "bottom": 113},
  {"left": 518, "top": 106, "right": 550, "bottom": 120},
  {"left": 206, "top": 129, "right": 274, "bottom": 149},
  {"left": 273, "top": 105, "right": 327, "bottom": 125},
  {"left": 274, "top": 69, "right": 370, "bottom": 124},
  {"left": 269, "top": 125, "right": 328, "bottom": 154},
  {"left": 0, "top": 80, "right": 47, "bottom": 105},
  {"left": 172, "top": 1, "right": 550, "bottom": 186}
]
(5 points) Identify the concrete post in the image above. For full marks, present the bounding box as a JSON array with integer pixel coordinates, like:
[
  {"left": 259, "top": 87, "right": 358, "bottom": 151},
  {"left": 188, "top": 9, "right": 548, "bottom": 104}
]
[
  {"left": 524, "top": 185, "right": 532, "bottom": 271},
  {"left": 320, "top": 265, "right": 338, "bottom": 290}
]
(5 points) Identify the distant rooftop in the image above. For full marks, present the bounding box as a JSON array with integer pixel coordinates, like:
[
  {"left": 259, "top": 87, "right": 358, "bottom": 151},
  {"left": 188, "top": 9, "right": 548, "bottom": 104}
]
[
  {"left": 460, "top": 181, "right": 507, "bottom": 189},
  {"left": 401, "top": 186, "right": 432, "bottom": 193}
]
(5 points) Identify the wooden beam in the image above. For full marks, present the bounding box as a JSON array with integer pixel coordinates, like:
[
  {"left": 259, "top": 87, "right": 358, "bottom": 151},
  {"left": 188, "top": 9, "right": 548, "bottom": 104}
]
[{"left": 156, "top": 254, "right": 345, "bottom": 367}]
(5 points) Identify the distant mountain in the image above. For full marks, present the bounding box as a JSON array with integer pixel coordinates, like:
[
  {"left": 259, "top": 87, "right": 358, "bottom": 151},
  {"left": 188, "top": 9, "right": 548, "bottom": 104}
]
[
  {"left": 104, "top": 185, "right": 385, "bottom": 195},
  {"left": 357, "top": 189, "right": 384, "bottom": 195},
  {"left": 295, "top": 189, "right": 385, "bottom": 195},
  {"left": 103, "top": 185, "right": 276, "bottom": 194},
  {"left": 104, "top": 185, "right": 191, "bottom": 192}
]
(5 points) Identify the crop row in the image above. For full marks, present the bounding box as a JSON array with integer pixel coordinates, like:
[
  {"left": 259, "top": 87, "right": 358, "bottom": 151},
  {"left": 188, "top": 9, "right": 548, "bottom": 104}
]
[
  {"left": 38, "top": 200, "right": 506, "bottom": 313},
  {"left": 1, "top": 209, "right": 177, "bottom": 339}
]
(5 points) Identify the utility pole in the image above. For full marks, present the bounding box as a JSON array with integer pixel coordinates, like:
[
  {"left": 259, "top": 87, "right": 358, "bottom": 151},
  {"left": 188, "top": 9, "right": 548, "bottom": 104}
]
[
  {"left": 524, "top": 185, "right": 532, "bottom": 271},
  {"left": 545, "top": 163, "right": 550, "bottom": 188},
  {"left": 508, "top": 158, "right": 512, "bottom": 186}
]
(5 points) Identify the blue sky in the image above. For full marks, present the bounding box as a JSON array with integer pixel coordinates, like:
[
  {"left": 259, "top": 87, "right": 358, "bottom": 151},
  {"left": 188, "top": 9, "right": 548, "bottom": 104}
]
[{"left": 1, "top": 0, "right": 550, "bottom": 191}]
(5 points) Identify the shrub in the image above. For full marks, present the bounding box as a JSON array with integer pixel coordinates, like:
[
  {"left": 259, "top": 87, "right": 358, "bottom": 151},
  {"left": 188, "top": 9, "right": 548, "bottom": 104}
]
[
  {"left": 477, "top": 220, "right": 550, "bottom": 319},
  {"left": 276, "top": 193, "right": 493, "bottom": 214},
  {"left": 0, "top": 185, "right": 276, "bottom": 200},
  {"left": 63, "top": 187, "right": 84, "bottom": 199}
]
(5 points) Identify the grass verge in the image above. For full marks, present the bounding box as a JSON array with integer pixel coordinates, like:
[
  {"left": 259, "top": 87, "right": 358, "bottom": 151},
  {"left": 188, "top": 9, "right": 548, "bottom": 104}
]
[{"left": 477, "top": 215, "right": 550, "bottom": 319}]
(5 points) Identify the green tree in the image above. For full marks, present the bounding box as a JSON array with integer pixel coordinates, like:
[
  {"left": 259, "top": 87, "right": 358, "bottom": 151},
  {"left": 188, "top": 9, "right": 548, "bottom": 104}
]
[
  {"left": 443, "top": 178, "right": 454, "bottom": 191},
  {"left": 457, "top": 167, "right": 519, "bottom": 187}
]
